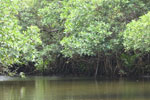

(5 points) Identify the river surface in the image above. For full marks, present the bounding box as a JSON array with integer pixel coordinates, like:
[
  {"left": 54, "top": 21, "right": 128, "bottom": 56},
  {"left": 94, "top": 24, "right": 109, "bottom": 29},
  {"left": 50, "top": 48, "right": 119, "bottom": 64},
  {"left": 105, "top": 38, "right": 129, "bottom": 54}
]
[{"left": 0, "top": 76, "right": 150, "bottom": 100}]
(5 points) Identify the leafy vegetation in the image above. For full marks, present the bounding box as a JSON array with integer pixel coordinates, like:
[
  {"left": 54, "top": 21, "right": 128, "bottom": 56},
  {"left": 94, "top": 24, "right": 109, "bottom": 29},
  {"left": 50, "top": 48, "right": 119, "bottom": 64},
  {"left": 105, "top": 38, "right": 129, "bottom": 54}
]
[
  {"left": 0, "top": 0, "right": 41, "bottom": 74},
  {"left": 0, "top": 0, "right": 150, "bottom": 77},
  {"left": 123, "top": 12, "right": 150, "bottom": 52}
]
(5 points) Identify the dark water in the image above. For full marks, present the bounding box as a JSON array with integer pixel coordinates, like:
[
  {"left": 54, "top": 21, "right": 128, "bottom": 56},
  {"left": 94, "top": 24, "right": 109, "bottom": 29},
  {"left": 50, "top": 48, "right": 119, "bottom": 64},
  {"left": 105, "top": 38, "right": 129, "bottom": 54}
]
[{"left": 0, "top": 76, "right": 150, "bottom": 100}]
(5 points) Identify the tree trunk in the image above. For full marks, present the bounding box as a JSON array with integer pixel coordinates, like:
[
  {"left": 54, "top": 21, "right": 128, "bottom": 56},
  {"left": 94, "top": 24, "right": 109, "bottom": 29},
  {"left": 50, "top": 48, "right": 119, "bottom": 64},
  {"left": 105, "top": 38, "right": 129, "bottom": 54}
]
[{"left": 95, "top": 53, "right": 100, "bottom": 78}]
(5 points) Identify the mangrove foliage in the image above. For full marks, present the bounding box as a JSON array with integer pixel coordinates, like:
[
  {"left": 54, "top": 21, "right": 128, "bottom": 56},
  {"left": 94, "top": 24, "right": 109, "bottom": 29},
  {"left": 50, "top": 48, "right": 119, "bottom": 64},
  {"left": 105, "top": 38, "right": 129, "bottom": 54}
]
[{"left": 0, "top": 0, "right": 150, "bottom": 77}]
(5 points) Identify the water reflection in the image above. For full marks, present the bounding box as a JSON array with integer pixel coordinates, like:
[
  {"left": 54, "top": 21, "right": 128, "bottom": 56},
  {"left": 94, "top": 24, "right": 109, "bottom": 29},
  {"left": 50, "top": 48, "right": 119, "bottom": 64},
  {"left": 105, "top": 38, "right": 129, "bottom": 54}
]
[{"left": 0, "top": 76, "right": 150, "bottom": 100}]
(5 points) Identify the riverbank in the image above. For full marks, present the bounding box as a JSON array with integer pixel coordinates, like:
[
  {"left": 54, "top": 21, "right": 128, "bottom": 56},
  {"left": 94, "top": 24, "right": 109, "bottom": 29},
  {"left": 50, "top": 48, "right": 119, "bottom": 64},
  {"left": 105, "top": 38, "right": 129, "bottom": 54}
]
[{"left": 1, "top": 0, "right": 150, "bottom": 80}]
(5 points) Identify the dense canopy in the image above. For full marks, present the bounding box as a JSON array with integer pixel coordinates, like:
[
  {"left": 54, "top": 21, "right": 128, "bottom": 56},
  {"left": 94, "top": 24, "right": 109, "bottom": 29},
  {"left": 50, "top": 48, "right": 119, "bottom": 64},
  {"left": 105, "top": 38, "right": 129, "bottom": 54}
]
[{"left": 0, "top": 0, "right": 150, "bottom": 77}]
